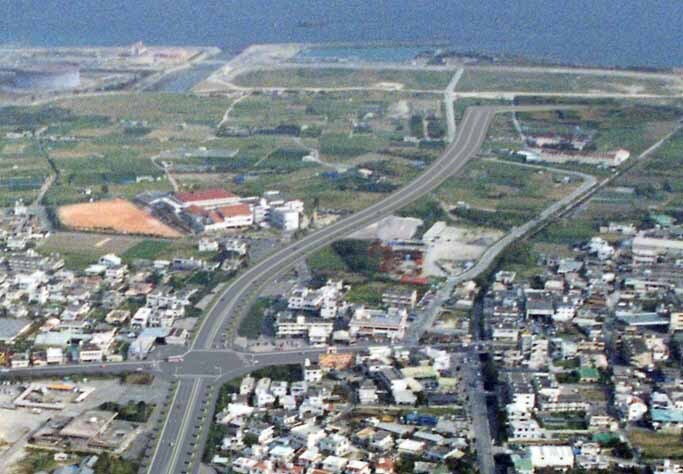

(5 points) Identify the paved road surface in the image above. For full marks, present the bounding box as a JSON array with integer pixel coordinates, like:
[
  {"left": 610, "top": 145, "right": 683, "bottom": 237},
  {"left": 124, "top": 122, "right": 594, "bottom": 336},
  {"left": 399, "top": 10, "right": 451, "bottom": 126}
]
[{"left": 445, "top": 68, "right": 464, "bottom": 142}]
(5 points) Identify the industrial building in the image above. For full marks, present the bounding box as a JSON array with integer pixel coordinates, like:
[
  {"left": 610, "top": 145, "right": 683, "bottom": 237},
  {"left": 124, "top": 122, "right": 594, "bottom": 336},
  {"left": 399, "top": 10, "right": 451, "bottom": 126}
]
[
  {"left": 12, "top": 63, "right": 81, "bottom": 90},
  {"left": 0, "top": 317, "right": 33, "bottom": 343}
]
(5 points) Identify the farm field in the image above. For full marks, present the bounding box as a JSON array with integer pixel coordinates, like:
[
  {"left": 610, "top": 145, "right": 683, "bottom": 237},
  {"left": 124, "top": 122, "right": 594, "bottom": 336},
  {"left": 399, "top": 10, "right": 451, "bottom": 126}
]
[
  {"left": 515, "top": 104, "right": 681, "bottom": 156},
  {"left": 57, "top": 198, "right": 182, "bottom": 238},
  {"left": 58, "top": 93, "right": 234, "bottom": 127}
]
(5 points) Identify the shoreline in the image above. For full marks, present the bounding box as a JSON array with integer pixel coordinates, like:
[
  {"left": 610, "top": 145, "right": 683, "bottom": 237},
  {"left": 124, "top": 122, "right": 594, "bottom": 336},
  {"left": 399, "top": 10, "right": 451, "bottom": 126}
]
[{"left": 2, "top": 40, "right": 679, "bottom": 74}]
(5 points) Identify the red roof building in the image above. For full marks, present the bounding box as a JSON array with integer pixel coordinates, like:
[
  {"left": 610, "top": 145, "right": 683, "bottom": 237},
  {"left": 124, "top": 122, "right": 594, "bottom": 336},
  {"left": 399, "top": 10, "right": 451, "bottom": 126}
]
[{"left": 175, "top": 188, "right": 240, "bottom": 209}]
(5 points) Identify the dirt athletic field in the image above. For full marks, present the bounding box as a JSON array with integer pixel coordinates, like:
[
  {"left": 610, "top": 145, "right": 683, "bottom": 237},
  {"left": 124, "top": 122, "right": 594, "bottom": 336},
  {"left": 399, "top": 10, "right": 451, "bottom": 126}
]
[{"left": 58, "top": 198, "right": 182, "bottom": 238}]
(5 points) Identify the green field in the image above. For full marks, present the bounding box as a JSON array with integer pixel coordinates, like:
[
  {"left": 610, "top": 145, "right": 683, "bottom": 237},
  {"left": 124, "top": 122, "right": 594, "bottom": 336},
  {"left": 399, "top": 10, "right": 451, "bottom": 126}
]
[
  {"left": 457, "top": 68, "right": 682, "bottom": 95},
  {"left": 516, "top": 104, "right": 681, "bottom": 156},
  {"left": 59, "top": 93, "right": 233, "bottom": 126},
  {"left": 122, "top": 239, "right": 173, "bottom": 260},
  {"left": 628, "top": 429, "right": 683, "bottom": 459},
  {"left": 233, "top": 67, "right": 454, "bottom": 90},
  {"left": 431, "top": 159, "right": 581, "bottom": 229}
]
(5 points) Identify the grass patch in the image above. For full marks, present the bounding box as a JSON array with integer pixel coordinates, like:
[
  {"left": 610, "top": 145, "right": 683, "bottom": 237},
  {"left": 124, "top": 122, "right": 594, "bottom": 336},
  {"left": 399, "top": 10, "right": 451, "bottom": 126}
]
[
  {"left": 307, "top": 246, "right": 349, "bottom": 276},
  {"left": 238, "top": 297, "right": 276, "bottom": 338},
  {"left": 234, "top": 67, "right": 453, "bottom": 90},
  {"left": 122, "top": 372, "right": 155, "bottom": 385},
  {"left": 457, "top": 68, "right": 680, "bottom": 95},
  {"left": 98, "top": 400, "right": 154, "bottom": 423},
  {"left": 331, "top": 240, "right": 381, "bottom": 276},
  {"left": 14, "top": 449, "right": 59, "bottom": 474},
  {"left": 398, "top": 197, "right": 449, "bottom": 236},
  {"left": 122, "top": 239, "right": 173, "bottom": 260},
  {"left": 628, "top": 429, "right": 683, "bottom": 459}
]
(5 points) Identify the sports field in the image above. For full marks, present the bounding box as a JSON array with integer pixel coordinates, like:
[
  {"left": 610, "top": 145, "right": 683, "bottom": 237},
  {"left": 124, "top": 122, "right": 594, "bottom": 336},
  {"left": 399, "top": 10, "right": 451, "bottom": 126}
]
[{"left": 58, "top": 198, "right": 182, "bottom": 238}]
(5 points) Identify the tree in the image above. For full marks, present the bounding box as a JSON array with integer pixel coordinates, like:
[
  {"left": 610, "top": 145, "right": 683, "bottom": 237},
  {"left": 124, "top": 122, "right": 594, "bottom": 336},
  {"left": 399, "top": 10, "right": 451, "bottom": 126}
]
[
  {"left": 94, "top": 452, "right": 137, "bottom": 474},
  {"left": 243, "top": 432, "right": 259, "bottom": 447}
]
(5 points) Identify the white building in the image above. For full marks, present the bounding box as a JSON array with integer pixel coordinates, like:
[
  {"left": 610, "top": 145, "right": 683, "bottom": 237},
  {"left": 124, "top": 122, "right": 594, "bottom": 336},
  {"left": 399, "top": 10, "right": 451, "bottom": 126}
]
[
  {"left": 275, "top": 314, "right": 334, "bottom": 343},
  {"left": 529, "top": 445, "right": 574, "bottom": 469},
  {"left": 46, "top": 347, "right": 64, "bottom": 365},
  {"left": 287, "top": 280, "right": 343, "bottom": 319},
  {"left": 349, "top": 306, "right": 408, "bottom": 341},
  {"left": 78, "top": 343, "right": 103, "bottom": 363},
  {"left": 131, "top": 307, "right": 152, "bottom": 329},
  {"left": 271, "top": 206, "right": 300, "bottom": 231}
]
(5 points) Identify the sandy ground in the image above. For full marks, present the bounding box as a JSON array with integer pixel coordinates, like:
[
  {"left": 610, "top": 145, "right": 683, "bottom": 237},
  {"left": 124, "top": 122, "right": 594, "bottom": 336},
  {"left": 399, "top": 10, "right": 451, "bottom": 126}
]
[
  {"left": 351, "top": 215, "right": 424, "bottom": 241},
  {"left": 373, "top": 81, "right": 404, "bottom": 90},
  {"left": 422, "top": 222, "right": 503, "bottom": 277},
  {"left": 58, "top": 198, "right": 181, "bottom": 238}
]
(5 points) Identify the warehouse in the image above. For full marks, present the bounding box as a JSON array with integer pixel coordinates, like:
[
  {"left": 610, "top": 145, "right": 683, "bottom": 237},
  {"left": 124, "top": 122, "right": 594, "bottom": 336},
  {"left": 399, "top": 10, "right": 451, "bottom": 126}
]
[
  {"left": 0, "top": 318, "right": 32, "bottom": 343},
  {"left": 12, "top": 63, "right": 81, "bottom": 90}
]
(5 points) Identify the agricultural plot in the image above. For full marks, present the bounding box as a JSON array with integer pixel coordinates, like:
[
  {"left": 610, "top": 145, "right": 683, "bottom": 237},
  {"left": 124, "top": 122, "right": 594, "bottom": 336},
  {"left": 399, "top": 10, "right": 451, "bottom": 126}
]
[
  {"left": 426, "top": 158, "right": 582, "bottom": 230},
  {"left": 528, "top": 104, "right": 683, "bottom": 249},
  {"left": 0, "top": 139, "right": 51, "bottom": 205},
  {"left": 516, "top": 104, "right": 681, "bottom": 156},
  {"left": 2, "top": 84, "right": 446, "bottom": 216},
  {"left": 59, "top": 93, "right": 234, "bottom": 127}
]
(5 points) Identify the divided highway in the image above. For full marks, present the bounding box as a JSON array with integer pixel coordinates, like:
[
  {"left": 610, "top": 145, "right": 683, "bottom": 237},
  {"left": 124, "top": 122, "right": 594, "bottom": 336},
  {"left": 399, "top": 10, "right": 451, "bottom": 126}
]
[{"left": 146, "top": 106, "right": 496, "bottom": 474}]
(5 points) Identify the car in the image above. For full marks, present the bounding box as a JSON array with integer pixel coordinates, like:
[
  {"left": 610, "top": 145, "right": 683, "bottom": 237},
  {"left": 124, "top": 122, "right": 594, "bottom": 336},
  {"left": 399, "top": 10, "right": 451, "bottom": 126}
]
[
  {"left": 136, "top": 367, "right": 143, "bottom": 372},
  {"left": 100, "top": 364, "right": 106, "bottom": 368}
]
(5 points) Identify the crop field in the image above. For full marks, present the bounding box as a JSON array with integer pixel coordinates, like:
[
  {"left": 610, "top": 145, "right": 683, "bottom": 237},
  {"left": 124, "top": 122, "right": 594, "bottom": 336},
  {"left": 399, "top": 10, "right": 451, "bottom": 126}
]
[
  {"left": 57, "top": 198, "right": 182, "bottom": 237},
  {"left": 227, "top": 90, "right": 420, "bottom": 132},
  {"left": 528, "top": 107, "right": 683, "bottom": 249},
  {"left": 0, "top": 139, "right": 50, "bottom": 205},
  {"left": 232, "top": 67, "right": 454, "bottom": 90},
  {"left": 59, "top": 93, "right": 234, "bottom": 126},
  {"left": 430, "top": 158, "right": 581, "bottom": 229},
  {"left": 516, "top": 104, "right": 681, "bottom": 156},
  {"left": 456, "top": 67, "right": 683, "bottom": 95}
]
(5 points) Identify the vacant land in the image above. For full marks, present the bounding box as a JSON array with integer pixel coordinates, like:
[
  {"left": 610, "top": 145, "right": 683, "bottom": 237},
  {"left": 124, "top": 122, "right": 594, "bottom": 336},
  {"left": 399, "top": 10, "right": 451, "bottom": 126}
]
[
  {"left": 39, "top": 232, "right": 143, "bottom": 269},
  {"left": 233, "top": 67, "right": 454, "bottom": 90},
  {"left": 457, "top": 68, "right": 683, "bottom": 95},
  {"left": 58, "top": 198, "right": 182, "bottom": 237}
]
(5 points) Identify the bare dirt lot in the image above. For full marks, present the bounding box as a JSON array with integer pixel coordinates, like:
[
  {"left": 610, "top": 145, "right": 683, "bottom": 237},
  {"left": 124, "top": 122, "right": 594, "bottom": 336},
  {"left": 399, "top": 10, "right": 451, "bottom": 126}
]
[{"left": 58, "top": 198, "right": 182, "bottom": 238}]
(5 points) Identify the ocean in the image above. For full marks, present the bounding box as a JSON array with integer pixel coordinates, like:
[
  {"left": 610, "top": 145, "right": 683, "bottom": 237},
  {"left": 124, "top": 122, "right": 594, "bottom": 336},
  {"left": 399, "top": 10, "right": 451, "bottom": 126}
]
[{"left": 1, "top": 0, "right": 682, "bottom": 68}]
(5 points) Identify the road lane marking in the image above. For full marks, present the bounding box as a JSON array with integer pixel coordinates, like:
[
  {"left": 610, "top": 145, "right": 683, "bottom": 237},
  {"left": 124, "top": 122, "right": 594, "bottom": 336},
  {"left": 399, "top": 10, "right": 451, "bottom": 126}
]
[
  {"left": 147, "top": 381, "right": 181, "bottom": 474},
  {"left": 167, "top": 379, "right": 202, "bottom": 474}
]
